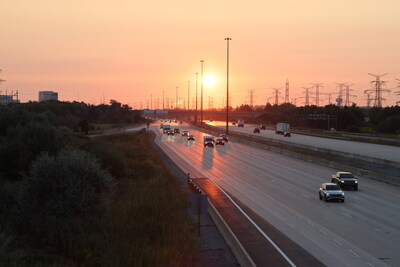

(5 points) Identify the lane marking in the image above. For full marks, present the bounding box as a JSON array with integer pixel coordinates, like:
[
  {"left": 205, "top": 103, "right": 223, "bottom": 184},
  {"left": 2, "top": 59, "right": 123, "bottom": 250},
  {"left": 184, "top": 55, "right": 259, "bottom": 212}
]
[
  {"left": 349, "top": 249, "right": 360, "bottom": 258},
  {"left": 367, "top": 263, "right": 374, "bottom": 267},
  {"left": 333, "top": 239, "right": 343, "bottom": 246},
  {"left": 158, "top": 135, "right": 297, "bottom": 267},
  {"left": 319, "top": 229, "right": 328, "bottom": 235},
  {"left": 306, "top": 221, "right": 314, "bottom": 227}
]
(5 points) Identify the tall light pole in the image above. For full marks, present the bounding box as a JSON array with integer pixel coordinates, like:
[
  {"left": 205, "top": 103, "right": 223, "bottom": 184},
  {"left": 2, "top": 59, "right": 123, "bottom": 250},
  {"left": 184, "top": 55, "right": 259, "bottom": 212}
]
[
  {"left": 162, "top": 90, "right": 165, "bottom": 109},
  {"left": 176, "top": 86, "right": 178, "bottom": 110},
  {"left": 195, "top": 73, "right": 198, "bottom": 123},
  {"left": 200, "top": 60, "right": 204, "bottom": 125},
  {"left": 225, "top": 37, "right": 231, "bottom": 135},
  {"left": 187, "top": 80, "right": 190, "bottom": 110}
]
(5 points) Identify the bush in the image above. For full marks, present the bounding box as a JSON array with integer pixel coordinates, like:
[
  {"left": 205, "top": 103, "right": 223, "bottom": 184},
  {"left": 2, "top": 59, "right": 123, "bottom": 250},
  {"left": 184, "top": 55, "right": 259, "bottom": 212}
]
[
  {"left": 81, "top": 141, "right": 126, "bottom": 179},
  {"left": 377, "top": 115, "right": 400, "bottom": 133},
  {"left": 0, "top": 122, "right": 68, "bottom": 180},
  {"left": 13, "top": 150, "right": 115, "bottom": 244}
]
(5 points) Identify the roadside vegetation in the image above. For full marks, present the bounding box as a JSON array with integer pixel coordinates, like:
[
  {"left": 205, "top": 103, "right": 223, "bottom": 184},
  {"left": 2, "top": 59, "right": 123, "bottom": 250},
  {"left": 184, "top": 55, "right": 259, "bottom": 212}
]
[{"left": 0, "top": 101, "right": 196, "bottom": 266}]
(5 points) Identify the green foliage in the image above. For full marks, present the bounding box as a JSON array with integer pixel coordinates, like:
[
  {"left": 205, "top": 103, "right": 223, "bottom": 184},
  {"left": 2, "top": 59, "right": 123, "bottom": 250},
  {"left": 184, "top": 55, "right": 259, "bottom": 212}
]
[
  {"left": 0, "top": 122, "right": 68, "bottom": 180},
  {"left": 13, "top": 150, "right": 115, "bottom": 241},
  {"left": 0, "top": 224, "right": 25, "bottom": 266},
  {"left": 347, "top": 125, "right": 361, "bottom": 133},
  {"left": 81, "top": 140, "right": 127, "bottom": 179},
  {"left": 377, "top": 115, "right": 400, "bottom": 133}
]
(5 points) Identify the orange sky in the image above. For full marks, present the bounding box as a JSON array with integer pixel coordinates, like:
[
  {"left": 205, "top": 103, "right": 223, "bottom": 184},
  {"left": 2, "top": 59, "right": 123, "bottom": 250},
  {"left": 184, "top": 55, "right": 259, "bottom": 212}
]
[{"left": 1, "top": 0, "right": 400, "bottom": 107}]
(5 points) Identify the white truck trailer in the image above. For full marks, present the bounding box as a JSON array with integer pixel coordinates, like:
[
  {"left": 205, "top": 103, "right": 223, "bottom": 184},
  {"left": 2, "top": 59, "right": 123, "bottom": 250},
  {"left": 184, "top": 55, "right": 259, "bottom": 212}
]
[
  {"left": 237, "top": 119, "right": 244, "bottom": 127},
  {"left": 275, "top": 123, "right": 290, "bottom": 134}
]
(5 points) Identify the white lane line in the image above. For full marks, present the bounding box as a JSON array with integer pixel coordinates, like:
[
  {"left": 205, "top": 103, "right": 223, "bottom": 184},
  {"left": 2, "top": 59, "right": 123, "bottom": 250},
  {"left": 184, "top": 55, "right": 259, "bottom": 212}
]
[
  {"left": 333, "top": 239, "right": 343, "bottom": 246},
  {"left": 319, "top": 229, "right": 328, "bottom": 235},
  {"left": 349, "top": 249, "right": 360, "bottom": 258},
  {"left": 306, "top": 221, "right": 314, "bottom": 227},
  {"left": 375, "top": 228, "right": 385, "bottom": 234},
  {"left": 367, "top": 263, "right": 374, "bottom": 267},
  {"left": 159, "top": 137, "right": 297, "bottom": 267}
]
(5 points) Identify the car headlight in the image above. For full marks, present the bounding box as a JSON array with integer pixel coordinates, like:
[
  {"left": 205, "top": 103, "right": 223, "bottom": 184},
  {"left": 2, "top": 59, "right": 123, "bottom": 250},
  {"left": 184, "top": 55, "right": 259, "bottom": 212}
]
[
  {"left": 355, "top": 180, "right": 358, "bottom": 183},
  {"left": 341, "top": 180, "right": 344, "bottom": 183},
  {"left": 326, "top": 193, "right": 330, "bottom": 196}
]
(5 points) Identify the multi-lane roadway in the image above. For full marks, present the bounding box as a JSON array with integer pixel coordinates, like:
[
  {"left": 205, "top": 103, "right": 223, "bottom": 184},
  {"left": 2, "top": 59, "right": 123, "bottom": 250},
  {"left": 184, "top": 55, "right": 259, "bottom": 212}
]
[
  {"left": 207, "top": 121, "right": 400, "bottom": 163},
  {"left": 152, "top": 121, "right": 400, "bottom": 267}
]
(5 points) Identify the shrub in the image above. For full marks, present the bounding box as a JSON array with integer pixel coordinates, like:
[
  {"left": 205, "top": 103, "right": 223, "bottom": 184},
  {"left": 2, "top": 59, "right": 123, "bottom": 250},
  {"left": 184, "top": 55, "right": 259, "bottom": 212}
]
[
  {"left": 13, "top": 150, "right": 115, "bottom": 245},
  {"left": 347, "top": 125, "right": 361, "bottom": 133}
]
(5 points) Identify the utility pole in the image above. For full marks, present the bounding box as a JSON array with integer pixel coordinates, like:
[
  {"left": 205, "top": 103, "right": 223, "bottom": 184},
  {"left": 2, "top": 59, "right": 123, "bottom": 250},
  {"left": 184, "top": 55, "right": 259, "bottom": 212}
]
[
  {"left": 364, "top": 91, "right": 372, "bottom": 107},
  {"left": 285, "top": 78, "right": 289, "bottom": 103},
  {"left": 365, "top": 73, "right": 390, "bottom": 107},
  {"left": 249, "top": 89, "right": 254, "bottom": 107},
  {"left": 150, "top": 94, "right": 152, "bottom": 109},
  {"left": 395, "top": 78, "right": 400, "bottom": 105},
  {"left": 225, "top": 37, "right": 231, "bottom": 135},
  {"left": 271, "top": 87, "right": 282, "bottom": 105}
]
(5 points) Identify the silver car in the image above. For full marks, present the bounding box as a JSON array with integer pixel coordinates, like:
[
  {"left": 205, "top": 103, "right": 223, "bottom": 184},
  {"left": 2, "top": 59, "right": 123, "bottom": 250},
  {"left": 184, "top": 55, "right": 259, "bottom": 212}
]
[{"left": 319, "top": 183, "right": 345, "bottom": 202}]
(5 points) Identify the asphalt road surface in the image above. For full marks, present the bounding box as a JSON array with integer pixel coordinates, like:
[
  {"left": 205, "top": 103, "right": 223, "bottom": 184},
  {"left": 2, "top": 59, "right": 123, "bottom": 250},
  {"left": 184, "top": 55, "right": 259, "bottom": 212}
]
[
  {"left": 153, "top": 121, "right": 400, "bottom": 267},
  {"left": 207, "top": 121, "right": 400, "bottom": 163}
]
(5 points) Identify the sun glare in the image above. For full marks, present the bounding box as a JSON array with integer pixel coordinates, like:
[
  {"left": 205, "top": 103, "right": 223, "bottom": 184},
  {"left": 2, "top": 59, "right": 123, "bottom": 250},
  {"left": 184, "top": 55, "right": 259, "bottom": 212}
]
[{"left": 204, "top": 75, "right": 216, "bottom": 87}]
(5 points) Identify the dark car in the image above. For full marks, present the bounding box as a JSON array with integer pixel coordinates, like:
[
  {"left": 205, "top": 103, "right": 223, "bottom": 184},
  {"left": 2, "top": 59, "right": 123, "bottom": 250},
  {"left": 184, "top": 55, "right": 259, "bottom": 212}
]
[
  {"left": 331, "top": 172, "right": 358, "bottom": 190},
  {"left": 260, "top": 125, "right": 266, "bottom": 130},
  {"left": 187, "top": 135, "right": 195, "bottom": 141},
  {"left": 219, "top": 134, "right": 229, "bottom": 142},
  {"left": 182, "top": 130, "right": 189, "bottom": 136},
  {"left": 215, "top": 137, "right": 225, "bottom": 145},
  {"left": 283, "top": 132, "right": 291, "bottom": 137},
  {"left": 253, "top": 127, "right": 260, "bottom": 133},
  {"left": 232, "top": 122, "right": 236, "bottom": 125},
  {"left": 203, "top": 136, "right": 215, "bottom": 147},
  {"left": 174, "top": 128, "right": 180, "bottom": 134},
  {"left": 167, "top": 130, "right": 174, "bottom": 136},
  {"left": 319, "top": 183, "right": 345, "bottom": 202}
]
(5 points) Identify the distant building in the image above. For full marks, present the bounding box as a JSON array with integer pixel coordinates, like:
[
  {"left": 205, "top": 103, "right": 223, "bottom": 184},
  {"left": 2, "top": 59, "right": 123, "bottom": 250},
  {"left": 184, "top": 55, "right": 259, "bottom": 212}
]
[
  {"left": 39, "top": 91, "right": 58, "bottom": 102},
  {"left": 0, "top": 94, "right": 20, "bottom": 105}
]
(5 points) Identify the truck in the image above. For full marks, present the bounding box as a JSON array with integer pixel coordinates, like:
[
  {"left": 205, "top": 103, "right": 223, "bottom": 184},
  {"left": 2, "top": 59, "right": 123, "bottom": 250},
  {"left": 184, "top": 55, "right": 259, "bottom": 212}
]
[
  {"left": 237, "top": 119, "right": 244, "bottom": 127},
  {"left": 275, "top": 123, "right": 290, "bottom": 135}
]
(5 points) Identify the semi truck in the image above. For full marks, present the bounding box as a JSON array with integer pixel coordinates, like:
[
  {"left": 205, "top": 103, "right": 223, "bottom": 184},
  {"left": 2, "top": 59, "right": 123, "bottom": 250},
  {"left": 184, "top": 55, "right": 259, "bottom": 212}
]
[
  {"left": 275, "top": 123, "right": 290, "bottom": 135},
  {"left": 237, "top": 119, "right": 244, "bottom": 127}
]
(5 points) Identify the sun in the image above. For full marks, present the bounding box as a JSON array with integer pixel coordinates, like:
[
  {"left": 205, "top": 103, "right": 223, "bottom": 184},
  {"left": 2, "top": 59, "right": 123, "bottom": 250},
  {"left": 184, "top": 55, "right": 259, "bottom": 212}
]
[{"left": 204, "top": 75, "right": 217, "bottom": 87}]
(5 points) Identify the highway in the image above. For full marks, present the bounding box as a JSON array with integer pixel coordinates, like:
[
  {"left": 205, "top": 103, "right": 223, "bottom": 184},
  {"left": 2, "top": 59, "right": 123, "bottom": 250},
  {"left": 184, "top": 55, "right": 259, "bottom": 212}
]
[
  {"left": 207, "top": 121, "right": 400, "bottom": 163},
  {"left": 152, "top": 121, "right": 400, "bottom": 267}
]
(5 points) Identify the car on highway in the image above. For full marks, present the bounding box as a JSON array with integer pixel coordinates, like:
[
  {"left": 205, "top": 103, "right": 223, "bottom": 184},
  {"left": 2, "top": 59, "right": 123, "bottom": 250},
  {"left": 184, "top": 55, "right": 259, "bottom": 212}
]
[
  {"left": 283, "top": 132, "right": 291, "bottom": 137},
  {"left": 182, "top": 130, "right": 189, "bottom": 136},
  {"left": 260, "top": 125, "right": 266, "bottom": 130},
  {"left": 331, "top": 172, "right": 358, "bottom": 190},
  {"left": 203, "top": 136, "right": 215, "bottom": 147},
  {"left": 319, "top": 183, "right": 345, "bottom": 202},
  {"left": 187, "top": 135, "right": 195, "bottom": 141},
  {"left": 167, "top": 130, "right": 174, "bottom": 136},
  {"left": 232, "top": 122, "right": 236, "bottom": 125},
  {"left": 215, "top": 137, "right": 225, "bottom": 145},
  {"left": 253, "top": 127, "right": 260, "bottom": 133},
  {"left": 219, "top": 134, "right": 229, "bottom": 142},
  {"left": 174, "top": 128, "right": 180, "bottom": 134}
]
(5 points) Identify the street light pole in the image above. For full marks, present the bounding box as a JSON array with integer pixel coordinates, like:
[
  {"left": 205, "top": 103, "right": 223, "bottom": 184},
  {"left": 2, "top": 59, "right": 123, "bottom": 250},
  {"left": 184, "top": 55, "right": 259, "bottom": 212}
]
[
  {"left": 225, "top": 37, "right": 231, "bottom": 135},
  {"left": 187, "top": 80, "right": 190, "bottom": 110},
  {"left": 163, "top": 90, "right": 165, "bottom": 109},
  {"left": 195, "top": 73, "right": 198, "bottom": 123},
  {"left": 176, "top": 86, "right": 178, "bottom": 110},
  {"left": 200, "top": 60, "right": 204, "bottom": 126}
]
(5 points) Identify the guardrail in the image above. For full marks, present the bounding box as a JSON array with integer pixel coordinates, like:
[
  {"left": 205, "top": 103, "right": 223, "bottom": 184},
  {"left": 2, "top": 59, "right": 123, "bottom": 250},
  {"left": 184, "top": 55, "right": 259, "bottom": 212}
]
[{"left": 189, "top": 122, "right": 400, "bottom": 186}]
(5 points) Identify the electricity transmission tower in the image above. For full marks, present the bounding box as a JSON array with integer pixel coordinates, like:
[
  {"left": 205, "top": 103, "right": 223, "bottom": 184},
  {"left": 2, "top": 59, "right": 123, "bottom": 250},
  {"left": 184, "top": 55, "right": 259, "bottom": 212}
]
[
  {"left": 335, "top": 82, "right": 347, "bottom": 107},
  {"left": 364, "top": 91, "right": 372, "bottom": 107},
  {"left": 285, "top": 78, "right": 289, "bottom": 103},
  {"left": 302, "top": 86, "right": 312, "bottom": 106},
  {"left": 310, "top": 83, "right": 323, "bottom": 106},
  {"left": 365, "top": 73, "right": 390, "bottom": 107},
  {"left": 271, "top": 87, "right": 282, "bottom": 105},
  {"left": 395, "top": 78, "right": 400, "bottom": 105},
  {"left": 344, "top": 84, "right": 357, "bottom": 106},
  {"left": 249, "top": 89, "right": 255, "bottom": 107}
]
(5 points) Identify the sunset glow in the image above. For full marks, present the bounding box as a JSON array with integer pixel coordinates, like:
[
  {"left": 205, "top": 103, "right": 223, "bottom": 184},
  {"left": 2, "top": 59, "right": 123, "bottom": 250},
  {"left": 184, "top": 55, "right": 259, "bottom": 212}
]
[{"left": 1, "top": 1, "right": 400, "bottom": 107}]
